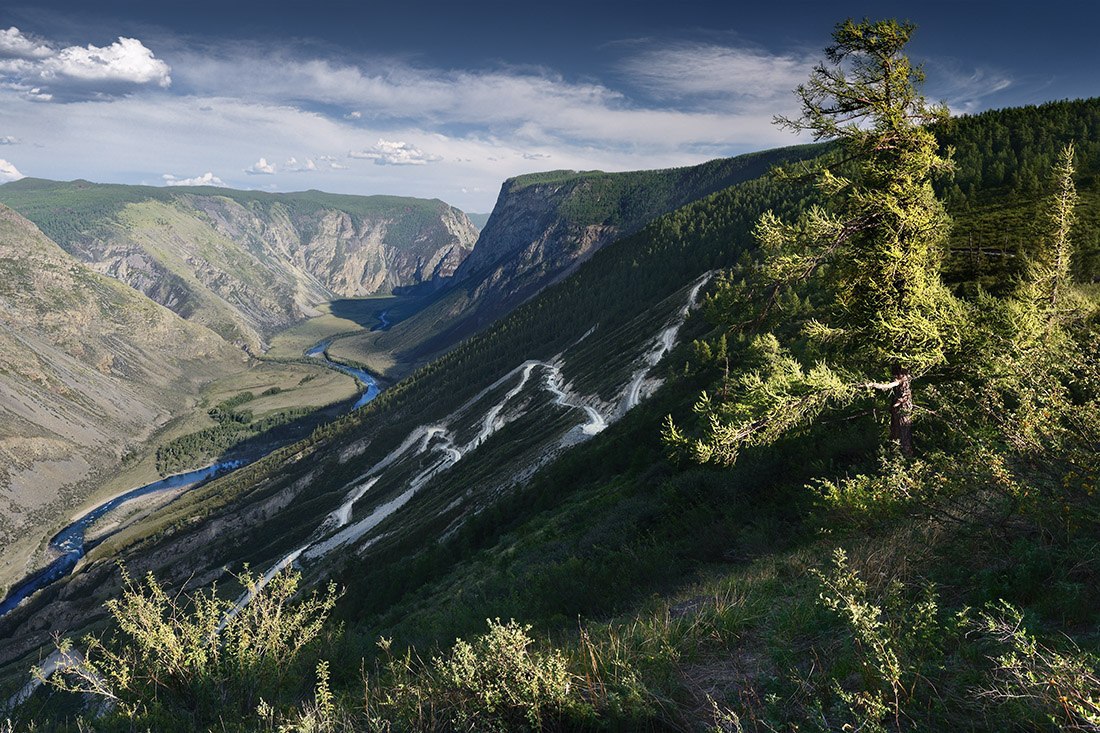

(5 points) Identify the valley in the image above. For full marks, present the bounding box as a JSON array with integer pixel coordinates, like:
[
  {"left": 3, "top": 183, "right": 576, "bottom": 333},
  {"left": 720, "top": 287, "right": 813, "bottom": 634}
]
[
  {"left": 0, "top": 184, "right": 482, "bottom": 622},
  {"left": 2, "top": 84, "right": 1100, "bottom": 731}
]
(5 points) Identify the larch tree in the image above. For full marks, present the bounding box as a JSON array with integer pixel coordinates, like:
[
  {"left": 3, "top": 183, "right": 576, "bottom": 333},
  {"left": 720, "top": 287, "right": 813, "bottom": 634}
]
[{"left": 666, "top": 18, "right": 961, "bottom": 462}]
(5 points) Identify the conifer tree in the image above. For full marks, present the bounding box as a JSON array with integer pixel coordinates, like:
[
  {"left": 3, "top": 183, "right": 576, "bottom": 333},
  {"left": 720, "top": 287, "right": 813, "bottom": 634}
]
[
  {"left": 667, "top": 19, "right": 960, "bottom": 461},
  {"left": 772, "top": 18, "right": 959, "bottom": 455}
]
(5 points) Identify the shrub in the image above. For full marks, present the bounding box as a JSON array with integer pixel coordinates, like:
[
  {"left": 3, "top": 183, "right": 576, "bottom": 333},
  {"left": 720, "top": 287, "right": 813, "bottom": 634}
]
[
  {"left": 38, "top": 567, "right": 337, "bottom": 729},
  {"left": 976, "top": 601, "right": 1100, "bottom": 731}
]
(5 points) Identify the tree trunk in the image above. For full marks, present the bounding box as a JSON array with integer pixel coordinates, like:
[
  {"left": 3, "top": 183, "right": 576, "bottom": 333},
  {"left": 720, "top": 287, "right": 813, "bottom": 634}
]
[{"left": 889, "top": 365, "right": 914, "bottom": 457}]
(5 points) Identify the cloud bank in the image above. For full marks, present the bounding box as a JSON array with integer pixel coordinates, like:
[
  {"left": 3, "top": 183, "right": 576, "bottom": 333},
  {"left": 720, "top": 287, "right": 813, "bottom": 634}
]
[
  {"left": 349, "top": 139, "right": 442, "bottom": 166},
  {"left": 163, "top": 171, "right": 227, "bottom": 187}
]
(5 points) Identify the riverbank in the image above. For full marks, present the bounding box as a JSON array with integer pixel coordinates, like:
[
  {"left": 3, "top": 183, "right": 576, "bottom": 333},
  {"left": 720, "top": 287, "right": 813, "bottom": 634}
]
[{"left": 0, "top": 357, "right": 370, "bottom": 620}]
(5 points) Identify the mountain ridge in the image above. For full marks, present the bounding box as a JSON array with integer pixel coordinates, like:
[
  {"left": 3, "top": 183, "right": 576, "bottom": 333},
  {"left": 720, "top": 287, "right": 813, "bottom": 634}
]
[{"left": 0, "top": 180, "right": 479, "bottom": 351}]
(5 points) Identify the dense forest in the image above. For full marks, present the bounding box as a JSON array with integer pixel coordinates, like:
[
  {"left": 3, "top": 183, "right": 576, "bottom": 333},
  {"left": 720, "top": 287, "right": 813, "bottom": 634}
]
[{"left": 8, "top": 24, "right": 1100, "bottom": 733}]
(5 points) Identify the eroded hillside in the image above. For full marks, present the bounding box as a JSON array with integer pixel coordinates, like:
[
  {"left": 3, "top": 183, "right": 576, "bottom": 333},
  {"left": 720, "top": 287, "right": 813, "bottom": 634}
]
[{"left": 0, "top": 182, "right": 479, "bottom": 351}]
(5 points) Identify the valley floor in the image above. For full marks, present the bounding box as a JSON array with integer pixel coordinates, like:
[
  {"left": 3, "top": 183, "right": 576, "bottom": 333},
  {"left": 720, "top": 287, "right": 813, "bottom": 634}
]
[{"left": 0, "top": 325, "right": 368, "bottom": 596}]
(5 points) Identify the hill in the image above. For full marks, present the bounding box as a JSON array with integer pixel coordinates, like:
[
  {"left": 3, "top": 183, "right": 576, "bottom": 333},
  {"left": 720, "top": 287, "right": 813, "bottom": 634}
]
[
  {"left": 0, "top": 181, "right": 479, "bottom": 351},
  {"left": 0, "top": 204, "right": 245, "bottom": 601}
]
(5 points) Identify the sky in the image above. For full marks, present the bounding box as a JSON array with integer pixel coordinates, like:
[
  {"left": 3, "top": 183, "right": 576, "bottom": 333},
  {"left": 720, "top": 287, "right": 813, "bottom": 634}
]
[{"left": 0, "top": 0, "right": 1097, "bottom": 212}]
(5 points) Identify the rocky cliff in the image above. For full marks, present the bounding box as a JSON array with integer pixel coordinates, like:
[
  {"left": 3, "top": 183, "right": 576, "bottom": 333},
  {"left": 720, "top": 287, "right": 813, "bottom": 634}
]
[
  {"left": 341, "top": 148, "right": 816, "bottom": 373},
  {"left": 0, "top": 181, "right": 479, "bottom": 351}
]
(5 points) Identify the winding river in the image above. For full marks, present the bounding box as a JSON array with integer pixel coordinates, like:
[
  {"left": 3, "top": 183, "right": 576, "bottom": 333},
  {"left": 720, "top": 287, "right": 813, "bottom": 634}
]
[{"left": 0, "top": 339, "right": 381, "bottom": 619}]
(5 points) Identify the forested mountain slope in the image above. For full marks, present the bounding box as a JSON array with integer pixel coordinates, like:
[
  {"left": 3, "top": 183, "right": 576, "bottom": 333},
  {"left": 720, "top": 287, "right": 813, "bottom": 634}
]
[{"left": 0, "top": 181, "right": 478, "bottom": 351}]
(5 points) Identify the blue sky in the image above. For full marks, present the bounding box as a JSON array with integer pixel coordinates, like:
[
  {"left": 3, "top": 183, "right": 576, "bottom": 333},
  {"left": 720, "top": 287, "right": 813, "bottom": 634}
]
[{"left": 0, "top": 0, "right": 1097, "bottom": 211}]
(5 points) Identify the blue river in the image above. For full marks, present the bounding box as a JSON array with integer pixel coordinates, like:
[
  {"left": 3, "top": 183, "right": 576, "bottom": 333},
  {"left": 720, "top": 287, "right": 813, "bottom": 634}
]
[{"left": 0, "top": 341, "right": 381, "bottom": 619}]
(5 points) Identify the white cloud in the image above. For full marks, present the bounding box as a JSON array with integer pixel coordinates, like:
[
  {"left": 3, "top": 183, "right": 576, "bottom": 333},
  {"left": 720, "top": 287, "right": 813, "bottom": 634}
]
[
  {"left": 284, "top": 156, "right": 317, "bottom": 172},
  {"left": 344, "top": 110, "right": 362, "bottom": 119},
  {"left": 0, "top": 28, "right": 170, "bottom": 102},
  {"left": 522, "top": 152, "right": 551, "bottom": 160},
  {"left": 349, "top": 139, "right": 442, "bottom": 166},
  {"left": 0, "top": 28, "right": 53, "bottom": 60},
  {"left": 162, "top": 171, "right": 227, "bottom": 187},
  {"left": 0, "top": 158, "right": 24, "bottom": 181},
  {"left": 621, "top": 43, "right": 814, "bottom": 104},
  {"left": 244, "top": 157, "right": 276, "bottom": 175},
  {"left": 328, "top": 162, "right": 348, "bottom": 170},
  {"left": 0, "top": 135, "right": 17, "bottom": 145},
  {"left": 924, "top": 61, "right": 1014, "bottom": 114}
]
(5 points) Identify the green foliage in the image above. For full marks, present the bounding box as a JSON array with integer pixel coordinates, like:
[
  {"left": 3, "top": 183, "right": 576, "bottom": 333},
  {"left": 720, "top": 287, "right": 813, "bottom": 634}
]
[
  {"left": 38, "top": 567, "right": 337, "bottom": 729},
  {"left": 670, "top": 18, "right": 963, "bottom": 464},
  {"left": 976, "top": 601, "right": 1100, "bottom": 730},
  {"left": 359, "top": 619, "right": 649, "bottom": 732},
  {"left": 937, "top": 97, "right": 1100, "bottom": 287},
  {"left": 665, "top": 333, "right": 855, "bottom": 464},
  {"left": 156, "top": 405, "right": 315, "bottom": 475},
  {"left": 431, "top": 619, "right": 573, "bottom": 731},
  {"left": 813, "top": 548, "right": 960, "bottom": 732}
]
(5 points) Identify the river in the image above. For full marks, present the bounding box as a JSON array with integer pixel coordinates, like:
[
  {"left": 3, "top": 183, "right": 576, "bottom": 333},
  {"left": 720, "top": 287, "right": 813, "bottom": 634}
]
[{"left": 0, "top": 340, "right": 381, "bottom": 619}]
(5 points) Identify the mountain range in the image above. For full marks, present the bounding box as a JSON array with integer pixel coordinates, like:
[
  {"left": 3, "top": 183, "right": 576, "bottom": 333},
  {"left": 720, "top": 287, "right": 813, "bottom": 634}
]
[{"left": 2, "top": 96, "right": 1100, "bottom": 731}]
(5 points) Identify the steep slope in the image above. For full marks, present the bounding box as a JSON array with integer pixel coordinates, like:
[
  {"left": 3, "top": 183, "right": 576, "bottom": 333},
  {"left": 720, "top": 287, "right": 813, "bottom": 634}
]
[
  {"left": 0, "top": 142, "right": 818, "bottom": 666},
  {"left": 0, "top": 181, "right": 479, "bottom": 351},
  {"left": 6, "top": 97, "right": 1100, "bottom": 708},
  {"left": 0, "top": 204, "right": 243, "bottom": 584},
  {"left": 334, "top": 147, "right": 817, "bottom": 376}
]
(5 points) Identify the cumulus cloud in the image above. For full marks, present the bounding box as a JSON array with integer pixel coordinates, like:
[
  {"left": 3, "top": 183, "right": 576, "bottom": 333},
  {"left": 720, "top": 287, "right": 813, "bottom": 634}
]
[
  {"left": 328, "top": 161, "right": 348, "bottom": 170},
  {"left": 344, "top": 110, "right": 362, "bottom": 119},
  {"left": 0, "top": 135, "right": 17, "bottom": 145},
  {"left": 0, "top": 27, "right": 52, "bottom": 59},
  {"left": 162, "top": 171, "right": 226, "bottom": 187},
  {"left": 0, "top": 158, "right": 24, "bottom": 181},
  {"left": 0, "top": 27, "right": 171, "bottom": 102},
  {"left": 284, "top": 156, "right": 317, "bottom": 172},
  {"left": 244, "top": 157, "right": 276, "bottom": 174},
  {"left": 349, "top": 139, "right": 442, "bottom": 166}
]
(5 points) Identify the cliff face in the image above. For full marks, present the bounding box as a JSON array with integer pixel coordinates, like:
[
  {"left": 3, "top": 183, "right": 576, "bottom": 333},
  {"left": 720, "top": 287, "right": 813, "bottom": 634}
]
[
  {"left": 455, "top": 177, "right": 619, "bottom": 309},
  {"left": 0, "top": 204, "right": 243, "bottom": 555},
  {"left": 0, "top": 181, "right": 479, "bottom": 352},
  {"left": 353, "top": 153, "right": 808, "bottom": 371}
]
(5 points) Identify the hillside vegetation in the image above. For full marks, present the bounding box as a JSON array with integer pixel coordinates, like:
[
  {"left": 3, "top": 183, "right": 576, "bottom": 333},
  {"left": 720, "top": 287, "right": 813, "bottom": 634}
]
[{"left": 7, "top": 66, "right": 1100, "bottom": 733}]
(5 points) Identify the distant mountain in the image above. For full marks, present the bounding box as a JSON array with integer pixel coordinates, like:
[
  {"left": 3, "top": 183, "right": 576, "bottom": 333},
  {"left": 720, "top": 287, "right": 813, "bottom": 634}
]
[
  {"left": 337, "top": 147, "right": 818, "bottom": 376},
  {"left": 0, "top": 204, "right": 243, "bottom": 568},
  {"left": 0, "top": 181, "right": 479, "bottom": 352},
  {"left": 464, "top": 212, "right": 492, "bottom": 230}
]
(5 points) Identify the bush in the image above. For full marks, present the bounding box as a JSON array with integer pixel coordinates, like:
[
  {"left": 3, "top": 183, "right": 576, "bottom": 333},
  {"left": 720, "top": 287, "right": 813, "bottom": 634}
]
[
  {"left": 976, "top": 601, "right": 1100, "bottom": 731},
  {"left": 38, "top": 567, "right": 338, "bottom": 729}
]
